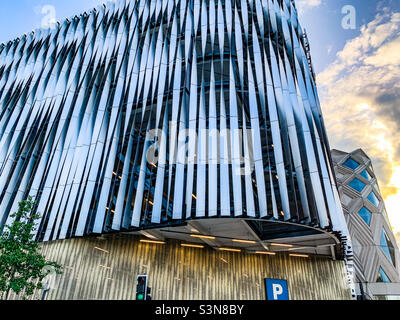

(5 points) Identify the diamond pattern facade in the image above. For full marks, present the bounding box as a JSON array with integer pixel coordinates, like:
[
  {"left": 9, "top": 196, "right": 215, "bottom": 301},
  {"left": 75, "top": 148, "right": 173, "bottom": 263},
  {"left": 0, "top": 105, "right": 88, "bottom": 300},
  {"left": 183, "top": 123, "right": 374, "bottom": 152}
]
[{"left": 332, "top": 148, "right": 400, "bottom": 299}]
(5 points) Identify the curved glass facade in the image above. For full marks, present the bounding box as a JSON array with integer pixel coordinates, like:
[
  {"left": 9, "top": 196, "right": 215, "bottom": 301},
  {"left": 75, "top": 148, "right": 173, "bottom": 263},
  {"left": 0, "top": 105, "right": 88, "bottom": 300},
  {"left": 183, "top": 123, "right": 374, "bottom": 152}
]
[{"left": 0, "top": 0, "right": 348, "bottom": 245}]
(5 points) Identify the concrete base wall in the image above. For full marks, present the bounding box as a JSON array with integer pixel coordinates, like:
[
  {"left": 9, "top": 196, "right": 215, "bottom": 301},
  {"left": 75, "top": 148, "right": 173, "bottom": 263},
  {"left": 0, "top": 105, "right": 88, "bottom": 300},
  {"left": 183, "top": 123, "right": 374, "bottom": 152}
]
[{"left": 17, "top": 234, "right": 352, "bottom": 300}]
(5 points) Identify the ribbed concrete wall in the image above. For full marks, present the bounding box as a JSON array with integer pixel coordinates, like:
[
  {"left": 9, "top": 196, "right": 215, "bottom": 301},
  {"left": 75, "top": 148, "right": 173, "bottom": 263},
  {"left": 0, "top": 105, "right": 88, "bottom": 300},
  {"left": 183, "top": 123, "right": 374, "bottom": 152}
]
[{"left": 13, "top": 234, "right": 351, "bottom": 300}]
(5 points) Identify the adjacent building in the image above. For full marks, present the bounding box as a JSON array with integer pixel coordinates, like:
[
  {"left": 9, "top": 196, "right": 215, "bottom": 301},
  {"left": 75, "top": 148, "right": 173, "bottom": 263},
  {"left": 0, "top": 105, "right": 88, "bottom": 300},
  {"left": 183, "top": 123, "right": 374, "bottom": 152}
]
[
  {"left": 332, "top": 149, "right": 400, "bottom": 299},
  {"left": 0, "top": 0, "right": 354, "bottom": 300}
]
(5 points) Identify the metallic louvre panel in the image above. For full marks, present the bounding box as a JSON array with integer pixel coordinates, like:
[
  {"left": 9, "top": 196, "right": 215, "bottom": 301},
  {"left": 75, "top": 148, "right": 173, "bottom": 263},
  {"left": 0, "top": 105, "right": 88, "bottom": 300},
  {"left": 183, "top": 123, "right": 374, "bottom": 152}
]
[{"left": 0, "top": 0, "right": 348, "bottom": 243}]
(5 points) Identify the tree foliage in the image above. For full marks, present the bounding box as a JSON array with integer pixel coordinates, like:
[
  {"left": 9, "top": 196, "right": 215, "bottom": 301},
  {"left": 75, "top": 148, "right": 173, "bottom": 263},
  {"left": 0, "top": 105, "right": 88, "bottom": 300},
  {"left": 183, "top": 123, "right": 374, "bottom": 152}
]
[{"left": 0, "top": 197, "right": 63, "bottom": 300}]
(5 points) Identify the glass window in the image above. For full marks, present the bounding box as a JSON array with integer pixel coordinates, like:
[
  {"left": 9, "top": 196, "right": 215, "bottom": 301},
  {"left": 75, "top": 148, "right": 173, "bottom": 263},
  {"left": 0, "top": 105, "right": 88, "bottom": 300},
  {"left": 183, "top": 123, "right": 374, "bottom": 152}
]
[
  {"left": 357, "top": 207, "right": 372, "bottom": 225},
  {"left": 377, "top": 267, "right": 391, "bottom": 283},
  {"left": 343, "top": 158, "right": 360, "bottom": 170},
  {"left": 348, "top": 178, "right": 366, "bottom": 192},
  {"left": 360, "top": 170, "right": 372, "bottom": 181},
  {"left": 367, "top": 192, "right": 379, "bottom": 207},
  {"left": 380, "top": 229, "right": 396, "bottom": 266}
]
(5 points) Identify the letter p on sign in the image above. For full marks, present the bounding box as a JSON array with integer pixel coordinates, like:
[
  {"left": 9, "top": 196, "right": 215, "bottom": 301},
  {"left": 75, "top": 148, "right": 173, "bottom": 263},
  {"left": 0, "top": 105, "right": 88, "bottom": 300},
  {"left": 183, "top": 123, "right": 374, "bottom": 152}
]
[
  {"left": 265, "top": 279, "right": 289, "bottom": 300},
  {"left": 272, "top": 284, "right": 283, "bottom": 299}
]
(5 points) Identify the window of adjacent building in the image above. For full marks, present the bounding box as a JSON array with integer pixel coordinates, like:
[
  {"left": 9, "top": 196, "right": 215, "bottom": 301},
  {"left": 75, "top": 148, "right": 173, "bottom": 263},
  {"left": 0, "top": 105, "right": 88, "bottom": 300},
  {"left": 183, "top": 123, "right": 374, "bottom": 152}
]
[
  {"left": 343, "top": 158, "right": 360, "bottom": 170},
  {"left": 367, "top": 192, "right": 379, "bottom": 207},
  {"left": 348, "top": 178, "right": 366, "bottom": 193},
  {"left": 357, "top": 207, "right": 372, "bottom": 225},
  {"left": 360, "top": 169, "right": 372, "bottom": 181},
  {"left": 380, "top": 228, "right": 396, "bottom": 266},
  {"left": 377, "top": 267, "right": 391, "bottom": 283}
]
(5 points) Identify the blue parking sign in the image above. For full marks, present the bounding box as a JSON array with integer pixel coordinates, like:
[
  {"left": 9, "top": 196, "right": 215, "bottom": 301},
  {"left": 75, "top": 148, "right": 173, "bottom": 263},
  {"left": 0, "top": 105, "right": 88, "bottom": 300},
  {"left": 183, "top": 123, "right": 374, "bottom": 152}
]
[{"left": 265, "top": 279, "right": 289, "bottom": 300}]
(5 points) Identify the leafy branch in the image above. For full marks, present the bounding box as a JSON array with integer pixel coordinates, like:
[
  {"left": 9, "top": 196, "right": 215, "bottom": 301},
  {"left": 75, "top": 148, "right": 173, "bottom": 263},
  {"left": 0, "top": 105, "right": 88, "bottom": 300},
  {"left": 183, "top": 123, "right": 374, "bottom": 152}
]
[{"left": 0, "top": 196, "right": 63, "bottom": 300}]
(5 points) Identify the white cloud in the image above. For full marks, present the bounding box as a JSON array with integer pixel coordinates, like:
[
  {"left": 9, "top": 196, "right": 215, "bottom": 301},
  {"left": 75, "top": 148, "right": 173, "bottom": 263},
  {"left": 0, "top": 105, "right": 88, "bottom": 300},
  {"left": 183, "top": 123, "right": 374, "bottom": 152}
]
[
  {"left": 317, "top": 10, "right": 400, "bottom": 232},
  {"left": 297, "top": 0, "right": 322, "bottom": 9},
  {"left": 295, "top": 0, "right": 323, "bottom": 13},
  {"left": 364, "top": 37, "right": 400, "bottom": 66}
]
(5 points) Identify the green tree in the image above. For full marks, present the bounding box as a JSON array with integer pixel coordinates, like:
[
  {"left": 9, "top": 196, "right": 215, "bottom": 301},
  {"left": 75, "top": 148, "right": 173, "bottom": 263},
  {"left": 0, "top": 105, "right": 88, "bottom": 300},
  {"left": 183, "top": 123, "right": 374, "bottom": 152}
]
[{"left": 0, "top": 197, "right": 63, "bottom": 300}]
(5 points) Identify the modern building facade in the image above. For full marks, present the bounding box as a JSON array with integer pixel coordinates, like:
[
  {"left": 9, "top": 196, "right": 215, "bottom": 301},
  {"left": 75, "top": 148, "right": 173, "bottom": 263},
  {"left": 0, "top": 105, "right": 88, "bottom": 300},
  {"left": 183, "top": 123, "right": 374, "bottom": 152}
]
[
  {"left": 1, "top": 0, "right": 354, "bottom": 299},
  {"left": 332, "top": 149, "right": 400, "bottom": 300}
]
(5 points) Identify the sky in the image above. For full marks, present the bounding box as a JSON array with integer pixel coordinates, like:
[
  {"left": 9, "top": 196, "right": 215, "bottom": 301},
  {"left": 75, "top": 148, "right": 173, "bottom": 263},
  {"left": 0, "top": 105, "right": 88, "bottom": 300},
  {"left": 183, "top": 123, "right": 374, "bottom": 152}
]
[
  {"left": 297, "top": 0, "right": 400, "bottom": 246},
  {"left": 0, "top": 0, "right": 399, "bottom": 243}
]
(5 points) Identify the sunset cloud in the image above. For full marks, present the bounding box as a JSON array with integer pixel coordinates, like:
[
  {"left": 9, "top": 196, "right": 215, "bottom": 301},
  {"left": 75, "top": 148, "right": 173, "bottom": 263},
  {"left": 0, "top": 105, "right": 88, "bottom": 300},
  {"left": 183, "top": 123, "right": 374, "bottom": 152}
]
[
  {"left": 317, "top": 9, "right": 400, "bottom": 234},
  {"left": 395, "top": 232, "right": 400, "bottom": 247}
]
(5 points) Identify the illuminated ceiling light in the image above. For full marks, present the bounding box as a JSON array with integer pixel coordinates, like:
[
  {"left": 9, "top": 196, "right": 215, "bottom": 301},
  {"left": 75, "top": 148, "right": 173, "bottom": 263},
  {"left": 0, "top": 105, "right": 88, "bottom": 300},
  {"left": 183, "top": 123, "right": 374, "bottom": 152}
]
[
  {"left": 112, "top": 172, "right": 117, "bottom": 176},
  {"left": 280, "top": 211, "right": 285, "bottom": 216},
  {"left": 287, "top": 246, "right": 312, "bottom": 251},
  {"left": 151, "top": 163, "right": 157, "bottom": 168},
  {"left": 219, "top": 248, "right": 241, "bottom": 252},
  {"left": 220, "top": 258, "right": 229, "bottom": 264},
  {"left": 232, "top": 239, "right": 257, "bottom": 244},
  {"left": 106, "top": 207, "right": 109, "bottom": 210},
  {"left": 190, "top": 227, "right": 200, "bottom": 233},
  {"left": 111, "top": 210, "right": 115, "bottom": 213},
  {"left": 140, "top": 239, "right": 166, "bottom": 245},
  {"left": 270, "top": 243, "right": 293, "bottom": 248},
  {"left": 94, "top": 247, "right": 109, "bottom": 254},
  {"left": 190, "top": 234, "right": 215, "bottom": 240},
  {"left": 192, "top": 194, "right": 197, "bottom": 199},
  {"left": 99, "top": 265, "right": 111, "bottom": 270},
  {"left": 181, "top": 243, "right": 205, "bottom": 249},
  {"left": 140, "top": 231, "right": 157, "bottom": 240},
  {"left": 289, "top": 253, "right": 310, "bottom": 258},
  {"left": 255, "top": 251, "right": 276, "bottom": 255}
]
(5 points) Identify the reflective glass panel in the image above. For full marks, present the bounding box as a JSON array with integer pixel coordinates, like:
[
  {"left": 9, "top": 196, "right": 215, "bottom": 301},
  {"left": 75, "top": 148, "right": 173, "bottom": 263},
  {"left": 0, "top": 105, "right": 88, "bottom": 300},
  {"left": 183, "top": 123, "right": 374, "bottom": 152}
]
[
  {"left": 367, "top": 192, "right": 379, "bottom": 207},
  {"left": 360, "top": 170, "right": 372, "bottom": 181},
  {"left": 380, "top": 229, "right": 396, "bottom": 265},
  {"left": 377, "top": 267, "right": 391, "bottom": 283},
  {"left": 349, "top": 178, "right": 366, "bottom": 192},
  {"left": 357, "top": 207, "right": 372, "bottom": 225},
  {"left": 343, "top": 158, "right": 360, "bottom": 170}
]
